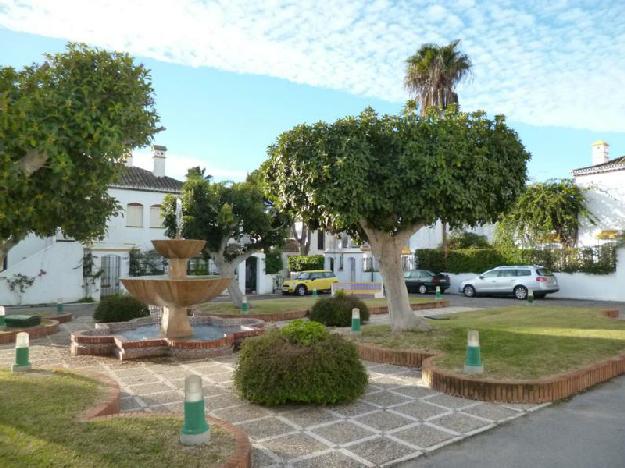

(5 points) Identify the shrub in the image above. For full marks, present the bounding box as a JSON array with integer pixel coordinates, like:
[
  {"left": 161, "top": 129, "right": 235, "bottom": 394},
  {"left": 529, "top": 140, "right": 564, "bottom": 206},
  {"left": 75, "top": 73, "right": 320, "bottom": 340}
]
[
  {"left": 446, "top": 231, "right": 490, "bottom": 249},
  {"left": 265, "top": 248, "right": 283, "bottom": 274},
  {"left": 287, "top": 255, "right": 324, "bottom": 272},
  {"left": 310, "top": 294, "right": 369, "bottom": 326},
  {"left": 280, "top": 320, "right": 329, "bottom": 345},
  {"left": 234, "top": 327, "right": 367, "bottom": 405},
  {"left": 93, "top": 294, "right": 150, "bottom": 323}
]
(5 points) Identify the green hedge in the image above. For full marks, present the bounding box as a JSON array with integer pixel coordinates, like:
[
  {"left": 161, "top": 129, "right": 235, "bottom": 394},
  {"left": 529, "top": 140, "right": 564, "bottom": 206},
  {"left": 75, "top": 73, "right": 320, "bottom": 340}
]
[
  {"left": 265, "top": 248, "right": 283, "bottom": 274},
  {"left": 233, "top": 323, "right": 367, "bottom": 406},
  {"left": 287, "top": 255, "right": 324, "bottom": 272},
  {"left": 416, "top": 244, "right": 617, "bottom": 275}
]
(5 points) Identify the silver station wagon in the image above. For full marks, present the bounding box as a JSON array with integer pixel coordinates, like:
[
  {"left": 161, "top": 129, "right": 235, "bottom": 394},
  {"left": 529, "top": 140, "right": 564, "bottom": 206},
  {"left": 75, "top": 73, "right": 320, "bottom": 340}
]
[{"left": 459, "top": 265, "right": 559, "bottom": 300}]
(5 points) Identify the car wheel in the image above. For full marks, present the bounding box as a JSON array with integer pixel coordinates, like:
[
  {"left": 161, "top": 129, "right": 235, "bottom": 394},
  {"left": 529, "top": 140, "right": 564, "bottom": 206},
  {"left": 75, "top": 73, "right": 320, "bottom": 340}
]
[
  {"left": 295, "top": 285, "right": 307, "bottom": 296},
  {"left": 514, "top": 285, "right": 528, "bottom": 300},
  {"left": 463, "top": 285, "right": 476, "bottom": 298},
  {"left": 418, "top": 284, "right": 428, "bottom": 294}
]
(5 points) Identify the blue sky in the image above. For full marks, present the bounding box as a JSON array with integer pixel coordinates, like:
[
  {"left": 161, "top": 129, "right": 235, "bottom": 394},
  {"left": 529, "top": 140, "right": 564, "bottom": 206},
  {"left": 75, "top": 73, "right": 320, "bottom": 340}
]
[{"left": 2, "top": 0, "right": 625, "bottom": 182}]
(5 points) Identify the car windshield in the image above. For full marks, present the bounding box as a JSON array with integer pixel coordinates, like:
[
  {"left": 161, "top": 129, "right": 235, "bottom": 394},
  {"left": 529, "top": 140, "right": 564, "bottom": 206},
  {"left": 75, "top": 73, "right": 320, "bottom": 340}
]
[
  {"left": 424, "top": 271, "right": 435, "bottom": 277},
  {"left": 295, "top": 272, "right": 311, "bottom": 280}
]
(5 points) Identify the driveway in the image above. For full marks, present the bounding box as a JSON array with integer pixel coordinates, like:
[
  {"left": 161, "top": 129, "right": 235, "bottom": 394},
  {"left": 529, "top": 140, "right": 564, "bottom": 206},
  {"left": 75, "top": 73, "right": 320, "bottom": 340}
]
[
  {"left": 443, "top": 293, "right": 625, "bottom": 311},
  {"left": 397, "top": 375, "right": 625, "bottom": 468}
]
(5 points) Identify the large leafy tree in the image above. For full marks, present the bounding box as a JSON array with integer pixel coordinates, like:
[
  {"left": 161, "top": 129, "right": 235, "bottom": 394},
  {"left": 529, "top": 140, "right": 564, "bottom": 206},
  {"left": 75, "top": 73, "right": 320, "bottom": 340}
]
[
  {"left": 263, "top": 108, "right": 530, "bottom": 331},
  {"left": 162, "top": 170, "right": 289, "bottom": 307},
  {"left": 0, "top": 43, "right": 159, "bottom": 267},
  {"left": 495, "top": 179, "right": 595, "bottom": 248},
  {"left": 404, "top": 39, "right": 472, "bottom": 256}
]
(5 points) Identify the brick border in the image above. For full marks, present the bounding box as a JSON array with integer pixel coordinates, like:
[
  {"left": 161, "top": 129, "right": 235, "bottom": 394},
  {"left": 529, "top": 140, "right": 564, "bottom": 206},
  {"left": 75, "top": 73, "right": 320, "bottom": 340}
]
[
  {"left": 204, "top": 299, "right": 450, "bottom": 321},
  {"left": 0, "top": 319, "right": 60, "bottom": 344},
  {"left": 71, "top": 370, "right": 251, "bottom": 467},
  {"left": 358, "top": 308, "right": 625, "bottom": 403}
]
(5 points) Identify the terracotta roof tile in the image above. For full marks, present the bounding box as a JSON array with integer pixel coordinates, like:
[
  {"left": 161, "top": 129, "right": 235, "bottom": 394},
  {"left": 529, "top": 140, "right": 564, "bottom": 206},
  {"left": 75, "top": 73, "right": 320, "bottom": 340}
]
[{"left": 111, "top": 166, "right": 183, "bottom": 193}]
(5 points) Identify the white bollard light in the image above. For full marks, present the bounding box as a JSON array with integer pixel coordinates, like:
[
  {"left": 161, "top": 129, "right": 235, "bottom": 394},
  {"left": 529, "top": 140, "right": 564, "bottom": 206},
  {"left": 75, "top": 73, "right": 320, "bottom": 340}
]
[
  {"left": 0, "top": 306, "right": 5, "bottom": 327},
  {"left": 12, "top": 332, "right": 31, "bottom": 372},
  {"left": 180, "top": 375, "right": 210, "bottom": 445},
  {"left": 351, "top": 308, "right": 361, "bottom": 335}
]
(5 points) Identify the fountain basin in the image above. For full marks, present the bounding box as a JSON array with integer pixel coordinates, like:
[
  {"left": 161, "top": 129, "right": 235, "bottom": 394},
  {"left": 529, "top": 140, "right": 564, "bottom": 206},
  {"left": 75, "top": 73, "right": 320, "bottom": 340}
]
[
  {"left": 152, "top": 239, "right": 206, "bottom": 259},
  {"left": 71, "top": 315, "right": 265, "bottom": 360},
  {"left": 120, "top": 276, "right": 231, "bottom": 307}
]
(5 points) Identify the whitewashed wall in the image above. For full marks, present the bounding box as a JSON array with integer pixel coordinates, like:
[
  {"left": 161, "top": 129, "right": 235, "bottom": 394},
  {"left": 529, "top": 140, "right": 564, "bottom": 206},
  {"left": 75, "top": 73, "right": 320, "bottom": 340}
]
[
  {"left": 0, "top": 241, "right": 85, "bottom": 305},
  {"left": 444, "top": 248, "right": 625, "bottom": 302}
]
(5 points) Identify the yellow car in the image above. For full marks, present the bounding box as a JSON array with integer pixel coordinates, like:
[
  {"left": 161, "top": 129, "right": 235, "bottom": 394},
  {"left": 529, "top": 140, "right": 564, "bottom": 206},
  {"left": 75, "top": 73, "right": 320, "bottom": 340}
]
[{"left": 282, "top": 270, "right": 339, "bottom": 296}]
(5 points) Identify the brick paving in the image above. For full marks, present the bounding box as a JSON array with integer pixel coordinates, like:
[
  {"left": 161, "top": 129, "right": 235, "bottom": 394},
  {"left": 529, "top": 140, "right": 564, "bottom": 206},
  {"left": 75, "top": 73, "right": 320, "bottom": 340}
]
[{"left": 0, "top": 315, "right": 548, "bottom": 467}]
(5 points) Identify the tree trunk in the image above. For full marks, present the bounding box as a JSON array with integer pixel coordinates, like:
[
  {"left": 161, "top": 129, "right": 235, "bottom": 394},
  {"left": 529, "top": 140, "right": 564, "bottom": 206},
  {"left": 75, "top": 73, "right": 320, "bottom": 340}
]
[
  {"left": 291, "top": 224, "right": 311, "bottom": 256},
  {"left": 213, "top": 252, "right": 254, "bottom": 308},
  {"left": 441, "top": 221, "right": 449, "bottom": 260},
  {"left": 362, "top": 223, "right": 431, "bottom": 332}
]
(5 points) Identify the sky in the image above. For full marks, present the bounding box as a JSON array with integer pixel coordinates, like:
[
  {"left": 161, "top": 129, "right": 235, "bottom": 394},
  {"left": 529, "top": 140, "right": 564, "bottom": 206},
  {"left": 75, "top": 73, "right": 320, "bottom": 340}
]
[{"left": 2, "top": 0, "right": 625, "bottom": 182}]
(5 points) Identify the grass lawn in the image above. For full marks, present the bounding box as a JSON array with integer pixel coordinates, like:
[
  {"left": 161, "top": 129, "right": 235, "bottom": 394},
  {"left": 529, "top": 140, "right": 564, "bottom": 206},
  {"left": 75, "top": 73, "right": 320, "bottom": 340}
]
[
  {"left": 198, "top": 295, "right": 435, "bottom": 315},
  {"left": 0, "top": 371, "right": 234, "bottom": 468},
  {"left": 356, "top": 306, "right": 625, "bottom": 379}
]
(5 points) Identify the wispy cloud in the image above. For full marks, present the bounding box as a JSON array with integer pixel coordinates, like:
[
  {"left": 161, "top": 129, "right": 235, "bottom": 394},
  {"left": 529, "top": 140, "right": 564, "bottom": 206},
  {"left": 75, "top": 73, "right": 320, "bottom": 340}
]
[{"left": 2, "top": 0, "right": 624, "bottom": 132}]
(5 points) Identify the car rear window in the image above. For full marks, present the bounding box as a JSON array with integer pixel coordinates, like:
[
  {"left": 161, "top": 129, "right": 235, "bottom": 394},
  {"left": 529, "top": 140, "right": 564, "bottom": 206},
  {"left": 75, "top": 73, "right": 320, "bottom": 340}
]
[
  {"left": 537, "top": 268, "right": 554, "bottom": 276},
  {"left": 516, "top": 270, "right": 531, "bottom": 276}
]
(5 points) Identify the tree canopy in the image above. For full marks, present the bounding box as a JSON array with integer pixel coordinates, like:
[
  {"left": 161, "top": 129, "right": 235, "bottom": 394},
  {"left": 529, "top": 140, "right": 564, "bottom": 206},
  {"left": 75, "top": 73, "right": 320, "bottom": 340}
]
[
  {"left": 263, "top": 107, "right": 530, "bottom": 330},
  {"left": 162, "top": 170, "right": 289, "bottom": 306},
  {"left": 495, "top": 179, "right": 595, "bottom": 248},
  {"left": 0, "top": 43, "right": 160, "bottom": 265}
]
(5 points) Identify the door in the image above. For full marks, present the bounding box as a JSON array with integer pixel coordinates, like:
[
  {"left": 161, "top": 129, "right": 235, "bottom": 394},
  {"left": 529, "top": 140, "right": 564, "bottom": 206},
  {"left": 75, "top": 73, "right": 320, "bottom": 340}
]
[
  {"left": 245, "top": 256, "right": 257, "bottom": 294},
  {"left": 474, "top": 269, "right": 499, "bottom": 293},
  {"left": 349, "top": 257, "right": 356, "bottom": 282},
  {"left": 100, "top": 255, "right": 121, "bottom": 297},
  {"left": 404, "top": 271, "right": 420, "bottom": 292},
  {"left": 493, "top": 269, "right": 517, "bottom": 293}
]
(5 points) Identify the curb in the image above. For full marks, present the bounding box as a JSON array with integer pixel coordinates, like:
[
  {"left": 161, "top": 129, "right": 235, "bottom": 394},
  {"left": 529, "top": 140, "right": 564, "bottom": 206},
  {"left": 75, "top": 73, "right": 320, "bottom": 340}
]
[{"left": 358, "top": 308, "right": 625, "bottom": 403}]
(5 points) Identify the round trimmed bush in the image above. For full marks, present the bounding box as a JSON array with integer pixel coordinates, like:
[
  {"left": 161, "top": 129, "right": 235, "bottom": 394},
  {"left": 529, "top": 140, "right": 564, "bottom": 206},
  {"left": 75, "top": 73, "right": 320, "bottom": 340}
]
[
  {"left": 93, "top": 294, "right": 150, "bottom": 323},
  {"left": 309, "top": 294, "right": 369, "bottom": 326},
  {"left": 234, "top": 320, "right": 368, "bottom": 406}
]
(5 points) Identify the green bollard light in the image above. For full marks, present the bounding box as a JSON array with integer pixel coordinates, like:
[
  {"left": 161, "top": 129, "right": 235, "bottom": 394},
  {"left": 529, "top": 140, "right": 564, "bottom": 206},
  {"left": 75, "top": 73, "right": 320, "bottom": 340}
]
[
  {"left": 527, "top": 289, "right": 534, "bottom": 305},
  {"left": 12, "top": 332, "right": 31, "bottom": 372},
  {"left": 180, "top": 375, "right": 210, "bottom": 445},
  {"left": 241, "top": 295, "right": 249, "bottom": 314},
  {"left": 312, "top": 288, "right": 318, "bottom": 298},
  {"left": 435, "top": 286, "right": 442, "bottom": 300},
  {"left": 0, "top": 306, "right": 5, "bottom": 328},
  {"left": 464, "top": 330, "right": 483, "bottom": 374},
  {"left": 351, "top": 308, "right": 361, "bottom": 335},
  {"left": 56, "top": 298, "right": 64, "bottom": 314}
]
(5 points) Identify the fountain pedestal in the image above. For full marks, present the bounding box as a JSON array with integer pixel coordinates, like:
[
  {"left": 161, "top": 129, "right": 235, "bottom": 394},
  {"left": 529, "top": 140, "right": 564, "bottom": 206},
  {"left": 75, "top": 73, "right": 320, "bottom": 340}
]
[{"left": 121, "top": 239, "right": 232, "bottom": 339}]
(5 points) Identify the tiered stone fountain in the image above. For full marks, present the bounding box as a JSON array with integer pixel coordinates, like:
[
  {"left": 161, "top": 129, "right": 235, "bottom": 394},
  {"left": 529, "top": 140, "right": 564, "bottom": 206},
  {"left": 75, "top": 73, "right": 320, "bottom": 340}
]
[{"left": 71, "top": 201, "right": 265, "bottom": 360}]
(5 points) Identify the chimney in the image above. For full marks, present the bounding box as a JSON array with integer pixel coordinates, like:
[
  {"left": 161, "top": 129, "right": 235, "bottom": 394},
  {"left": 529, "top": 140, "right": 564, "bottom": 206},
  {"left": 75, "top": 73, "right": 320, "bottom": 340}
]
[
  {"left": 592, "top": 140, "right": 609, "bottom": 166},
  {"left": 152, "top": 145, "right": 167, "bottom": 177}
]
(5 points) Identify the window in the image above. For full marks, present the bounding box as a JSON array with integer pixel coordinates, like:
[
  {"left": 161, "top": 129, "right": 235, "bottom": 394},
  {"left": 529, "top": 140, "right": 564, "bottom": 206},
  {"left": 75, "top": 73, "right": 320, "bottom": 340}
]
[
  {"left": 126, "top": 203, "right": 143, "bottom": 227},
  {"left": 537, "top": 268, "right": 554, "bottom": 276},
  {"left": 482, "top": 270, "right": 498, "bottom": 278},
  {"left": 150, "top": 205, "right": 163, "bottom": 228},
  {"left": 498, "top": 270, "right": 516, "bottom": 277},
  {"left": 517, "top": 270, "right": 532, "bottom": 276},
  {"left": 317, "top": 229, "right": 325, "bottom": 250}
]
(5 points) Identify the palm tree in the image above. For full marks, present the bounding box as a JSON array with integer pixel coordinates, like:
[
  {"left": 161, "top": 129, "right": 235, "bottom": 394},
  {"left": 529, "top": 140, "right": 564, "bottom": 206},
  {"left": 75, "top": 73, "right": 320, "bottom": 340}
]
[{"left": 404, "top": 40, "right": 472, "bottom": 257}]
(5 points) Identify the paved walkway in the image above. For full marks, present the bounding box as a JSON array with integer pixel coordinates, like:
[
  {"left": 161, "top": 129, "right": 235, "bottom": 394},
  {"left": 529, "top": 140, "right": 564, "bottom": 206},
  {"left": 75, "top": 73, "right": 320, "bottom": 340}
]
[
  {"left": 398, "top": 375, "right": 625, "bottom": 468},
  {"left": 0, "top": 315, "right": 547, "bottom": 467}
]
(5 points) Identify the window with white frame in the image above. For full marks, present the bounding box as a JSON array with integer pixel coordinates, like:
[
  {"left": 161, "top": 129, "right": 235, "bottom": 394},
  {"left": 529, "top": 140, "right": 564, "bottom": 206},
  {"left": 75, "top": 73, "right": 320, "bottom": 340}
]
[
  {"left": 150, "top": 205, "right": 163, "bottom": 228},
  {"left": 126, "top": 203, "right": 144, "bottom": 227}
]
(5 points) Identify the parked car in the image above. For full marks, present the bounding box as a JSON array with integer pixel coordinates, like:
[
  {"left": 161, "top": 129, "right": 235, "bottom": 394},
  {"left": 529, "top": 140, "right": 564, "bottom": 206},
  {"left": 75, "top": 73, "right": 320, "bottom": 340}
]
[
  {"left": 459, "top": 265, "right": 559, "bottom": 300},
  {"left": 404, "top": 269, "right": 450, "bottom": 294},
  {"left": 282, "top": 270, "right": 338, "bottom": 296}
]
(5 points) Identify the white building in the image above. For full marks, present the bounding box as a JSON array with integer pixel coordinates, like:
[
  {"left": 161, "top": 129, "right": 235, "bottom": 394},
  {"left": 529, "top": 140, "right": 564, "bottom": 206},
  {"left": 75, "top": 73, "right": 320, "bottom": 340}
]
[
  {"left": 0, "top": 146, "right": 273, "bottom": 305},
  {"left": 572, "top": 141, "right": 625, "bottom": 246}
]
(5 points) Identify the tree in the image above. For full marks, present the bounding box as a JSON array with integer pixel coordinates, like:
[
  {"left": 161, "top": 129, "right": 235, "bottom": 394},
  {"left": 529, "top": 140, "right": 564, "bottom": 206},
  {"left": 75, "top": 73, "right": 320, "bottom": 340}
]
[
  {"left": 0, "top": 43, "right": 159, "bottom": 267},
  {"left": 162, "top": 170, "right": 289, "bottom": 307},
  {"left": 495, "top": 179, "right": 595, "bottom": 248},
  {"left": 404, "top": 39, "right": 472, "bottom": 257},
  {"left": 263, "top": 108, "right": 530, "bottom": 331}
]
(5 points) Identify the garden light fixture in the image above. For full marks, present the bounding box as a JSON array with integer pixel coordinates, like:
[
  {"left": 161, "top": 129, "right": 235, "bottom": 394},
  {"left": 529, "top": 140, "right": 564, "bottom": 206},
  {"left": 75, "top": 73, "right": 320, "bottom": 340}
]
[
  {"left": 351, "top": 308, "right": 361, "bottom": 335},
  {"left": 180, "top": 374, "right": 210, "bottom": 445},
  {"left": 241, "top": 295, "right": 249, "bottom": 314},
  {"left": 0, "top": 306, "right": 5, "bottom": 327},
  {"left": 464, "top": 329, "right": 483, "bottom": 374},
  {"left": 57, "top": 298, "right": 64, "bottom": 314},
  {"left": 12, "top": 332, "right": 31, "bottom": 372},
  {"left": 527, "top": 289, "right": 534, "bottom": 304},
  {"left": 435, "top": 286, "right": 442, "bottom": 300}
]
